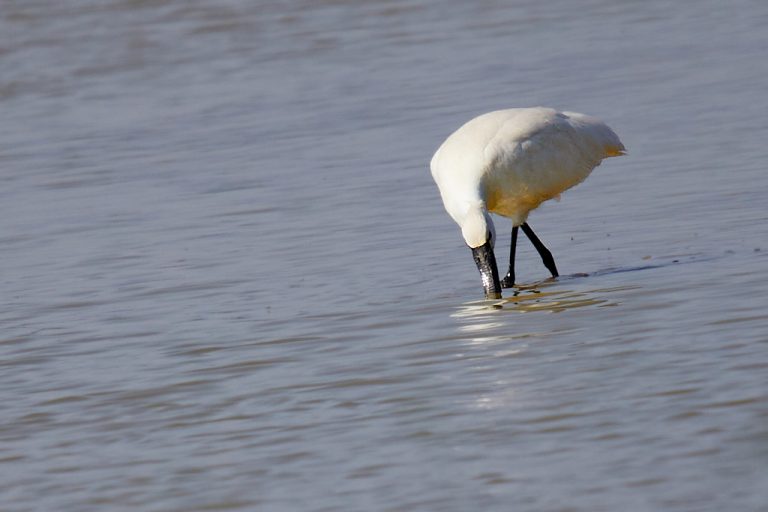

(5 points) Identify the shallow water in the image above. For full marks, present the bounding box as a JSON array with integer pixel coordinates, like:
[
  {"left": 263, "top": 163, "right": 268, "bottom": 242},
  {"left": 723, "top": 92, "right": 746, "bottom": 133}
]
[{"left": 2, "top": 1, "right": 767, "bottom": 511}]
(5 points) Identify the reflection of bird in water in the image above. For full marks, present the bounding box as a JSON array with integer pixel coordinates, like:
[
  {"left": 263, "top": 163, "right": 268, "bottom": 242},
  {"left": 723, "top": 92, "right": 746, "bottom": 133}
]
[{"left": 431, "top": 107, "right": 625, "bottom": 299}]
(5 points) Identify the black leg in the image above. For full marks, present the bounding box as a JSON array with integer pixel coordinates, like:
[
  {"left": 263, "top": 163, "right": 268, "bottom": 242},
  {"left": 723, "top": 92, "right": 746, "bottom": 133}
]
[
  {"left": 500, "top": 226, "right": 519, "bottom": 288},
  {"left": 521, "top": 222, "right": 559, "bottom": 278}
]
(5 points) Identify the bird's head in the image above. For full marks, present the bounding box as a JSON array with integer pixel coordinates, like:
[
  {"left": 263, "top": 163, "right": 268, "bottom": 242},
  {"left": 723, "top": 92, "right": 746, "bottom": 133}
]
[{"left": 460, "top": 207, "right": 495, "bottom": 248}]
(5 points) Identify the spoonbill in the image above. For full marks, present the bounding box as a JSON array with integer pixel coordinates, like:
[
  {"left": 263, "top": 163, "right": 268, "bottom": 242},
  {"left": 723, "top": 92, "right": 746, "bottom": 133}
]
[{"left": 430, "top": 107, "right": 625, "bottom": 299}]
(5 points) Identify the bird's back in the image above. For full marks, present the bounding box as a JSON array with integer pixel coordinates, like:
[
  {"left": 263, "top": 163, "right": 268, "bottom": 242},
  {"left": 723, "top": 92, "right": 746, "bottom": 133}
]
[{"left": 431, "top": 107, "right": 625, "bottom": 226}]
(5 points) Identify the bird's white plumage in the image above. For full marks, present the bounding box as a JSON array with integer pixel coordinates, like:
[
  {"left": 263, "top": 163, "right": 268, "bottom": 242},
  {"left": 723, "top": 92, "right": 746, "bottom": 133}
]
[{"left": 431, "top": 107, "right": 625, "bottom": 248}]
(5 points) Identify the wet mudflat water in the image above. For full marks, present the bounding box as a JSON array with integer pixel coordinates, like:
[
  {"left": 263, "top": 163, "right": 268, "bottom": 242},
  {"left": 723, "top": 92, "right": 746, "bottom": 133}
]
[{"left": 1, "top": 1, "right": 767, "bottom": 510}]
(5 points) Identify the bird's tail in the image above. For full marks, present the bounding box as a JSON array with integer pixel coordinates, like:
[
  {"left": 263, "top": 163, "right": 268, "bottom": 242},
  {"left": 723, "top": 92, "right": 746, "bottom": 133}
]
[
  {"left": 604, "top": 142, "right": 626, "bottom": 157},
  {"left": 563, "top": 111, "right": 626, "bottom": 158}
]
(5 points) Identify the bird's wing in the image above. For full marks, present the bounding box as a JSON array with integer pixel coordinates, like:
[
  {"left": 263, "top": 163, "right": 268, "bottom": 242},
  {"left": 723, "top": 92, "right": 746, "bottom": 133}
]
[
  {"left": 485, "top": 109, "right": 624, "bottom": 175},
  {"left": 481, "top": 109, "right": 612, "bottom": 209}
]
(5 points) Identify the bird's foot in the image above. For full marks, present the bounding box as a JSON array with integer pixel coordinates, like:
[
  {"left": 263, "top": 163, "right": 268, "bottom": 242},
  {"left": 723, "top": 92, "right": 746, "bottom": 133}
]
[{"left": 500, "top": 274, "right": 516, "bottom": 288}]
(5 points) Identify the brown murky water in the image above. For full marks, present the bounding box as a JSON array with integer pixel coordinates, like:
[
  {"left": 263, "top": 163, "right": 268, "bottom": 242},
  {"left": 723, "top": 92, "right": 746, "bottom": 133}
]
[{"left": 2, "top": 1, "right": 767, "bottom": 510}]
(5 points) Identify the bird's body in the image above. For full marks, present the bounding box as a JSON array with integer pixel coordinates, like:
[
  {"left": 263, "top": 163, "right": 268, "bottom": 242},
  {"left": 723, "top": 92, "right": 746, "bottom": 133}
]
[
  {"left": 431, "top": 107, "right": 624, "bottom": 230},
  {"left": 430, "top": 107, "right": 625, "bottom": 298}
]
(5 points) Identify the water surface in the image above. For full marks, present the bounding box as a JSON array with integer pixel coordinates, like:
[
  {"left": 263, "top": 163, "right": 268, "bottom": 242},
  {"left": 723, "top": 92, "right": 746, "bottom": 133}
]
[{"left": 1, "top": 1, "right": 767, "bottom": 511}]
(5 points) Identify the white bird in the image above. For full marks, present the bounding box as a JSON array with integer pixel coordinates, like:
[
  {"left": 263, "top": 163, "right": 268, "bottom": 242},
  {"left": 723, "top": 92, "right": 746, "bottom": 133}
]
[{"left": 430, "top": 107, "right": 625, "bottom": 299}]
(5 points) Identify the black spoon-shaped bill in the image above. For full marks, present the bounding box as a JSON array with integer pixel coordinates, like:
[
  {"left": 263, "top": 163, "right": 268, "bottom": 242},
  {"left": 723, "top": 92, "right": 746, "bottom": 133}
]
[{"left": 471, "top": 241, "right": 502, "bottom": 299}]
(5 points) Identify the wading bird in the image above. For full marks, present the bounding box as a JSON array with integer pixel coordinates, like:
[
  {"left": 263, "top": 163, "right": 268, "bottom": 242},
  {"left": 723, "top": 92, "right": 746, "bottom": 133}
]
[{"left": 430, "top": 107, "right": 625, "bottom": 299}]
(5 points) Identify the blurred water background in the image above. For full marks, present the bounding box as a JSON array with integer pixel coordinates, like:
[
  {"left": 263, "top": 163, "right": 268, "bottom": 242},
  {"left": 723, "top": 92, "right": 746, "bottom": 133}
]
[{"left": 2, "top": 0, "right": 767, "bottom": 510}]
